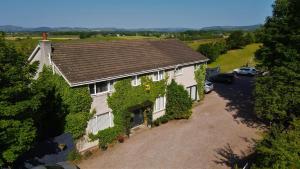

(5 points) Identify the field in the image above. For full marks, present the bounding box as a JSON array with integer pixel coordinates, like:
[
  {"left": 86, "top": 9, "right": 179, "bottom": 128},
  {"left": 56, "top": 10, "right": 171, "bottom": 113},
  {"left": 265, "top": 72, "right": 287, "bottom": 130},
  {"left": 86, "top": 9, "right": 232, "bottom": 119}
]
[
  {"left": 185, "top": 38, "right": 223, "bottom": 50},
  {"left": 208, "top": 43, "right": 261, "bottom": 72}
]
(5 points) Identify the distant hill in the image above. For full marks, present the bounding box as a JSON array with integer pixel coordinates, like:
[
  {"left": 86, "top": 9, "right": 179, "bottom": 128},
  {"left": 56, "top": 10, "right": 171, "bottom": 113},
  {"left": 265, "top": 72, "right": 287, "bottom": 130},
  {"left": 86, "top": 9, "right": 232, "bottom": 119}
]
[
  {"left": 200, "top": 24, "right": 262, "bottom": 31},
  {"left": 0, "top": 24, "right": 261, "bottom": 33}
]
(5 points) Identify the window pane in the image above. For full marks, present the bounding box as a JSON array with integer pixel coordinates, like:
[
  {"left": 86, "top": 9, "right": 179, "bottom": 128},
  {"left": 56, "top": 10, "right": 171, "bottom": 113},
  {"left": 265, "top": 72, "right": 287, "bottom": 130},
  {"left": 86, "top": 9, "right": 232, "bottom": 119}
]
[
  {"left": 96, "top": 82, "right": 108, "bottom": 93},
  {"left": 153, "top": 72, "right": 159, "bottom": 81},
  {"left": 89, "top": 84, "right": 95, "bottom": 94}
]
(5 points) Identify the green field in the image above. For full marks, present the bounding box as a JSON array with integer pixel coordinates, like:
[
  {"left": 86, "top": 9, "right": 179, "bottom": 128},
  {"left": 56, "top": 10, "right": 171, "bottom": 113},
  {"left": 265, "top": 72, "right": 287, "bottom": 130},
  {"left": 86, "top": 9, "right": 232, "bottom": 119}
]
[
  {"left": 186, "top": 38, "right": 223, "bottom": 50},
  {"left": 208, "top": 43, "right": 261, "bottom": 72}
]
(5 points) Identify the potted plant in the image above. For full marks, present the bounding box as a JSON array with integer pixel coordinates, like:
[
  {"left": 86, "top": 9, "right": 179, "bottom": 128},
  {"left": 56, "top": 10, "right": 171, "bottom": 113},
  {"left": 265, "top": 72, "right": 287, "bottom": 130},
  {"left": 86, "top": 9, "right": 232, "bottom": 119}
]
[{"left": 117, "top": 135, "right": 125, "bottom": 143}]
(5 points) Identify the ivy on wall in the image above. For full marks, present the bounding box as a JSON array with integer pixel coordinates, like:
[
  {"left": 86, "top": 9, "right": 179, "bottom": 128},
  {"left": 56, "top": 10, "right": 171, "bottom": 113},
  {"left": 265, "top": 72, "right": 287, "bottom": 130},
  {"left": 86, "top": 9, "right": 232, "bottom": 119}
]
[
  {"left": 194, "top": 63, "right": 207, "bottom": 100},
  {"left": 89, "top": 75, "right": 167, "bottom": 148},
  {"left": 33, "top": 67, "right": 92, "bottom": 139}
]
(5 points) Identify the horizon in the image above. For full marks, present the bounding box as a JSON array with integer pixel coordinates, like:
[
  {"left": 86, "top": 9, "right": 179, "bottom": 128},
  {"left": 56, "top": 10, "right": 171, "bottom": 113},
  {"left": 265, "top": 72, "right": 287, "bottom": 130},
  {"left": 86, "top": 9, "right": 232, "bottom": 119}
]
[{"left": 1, "top": 0, "right": 274, "bottom": 29}]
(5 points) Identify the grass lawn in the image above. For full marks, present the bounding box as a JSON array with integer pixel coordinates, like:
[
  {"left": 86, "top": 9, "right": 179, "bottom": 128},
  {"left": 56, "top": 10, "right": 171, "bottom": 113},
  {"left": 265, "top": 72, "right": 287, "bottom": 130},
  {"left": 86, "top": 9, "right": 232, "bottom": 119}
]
[
  {"left": 186, "top": 38, "right": 223, "bottom": 50},
  {"left": 208, "top": 43, "right": 261, "bottom": 73}
]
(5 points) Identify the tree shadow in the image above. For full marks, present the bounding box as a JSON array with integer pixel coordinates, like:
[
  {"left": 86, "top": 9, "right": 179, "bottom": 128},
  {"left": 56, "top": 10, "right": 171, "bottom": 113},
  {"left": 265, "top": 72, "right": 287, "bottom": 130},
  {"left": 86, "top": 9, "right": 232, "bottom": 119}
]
[
  {"left": 14, "top": 133, "right": 74, "bottom": 169},
  {"left": 213, "top": 76, "right": 265, "bottom": 129},
  {"left": 214, "top": 143, "right": 253, "bottom": 168}
]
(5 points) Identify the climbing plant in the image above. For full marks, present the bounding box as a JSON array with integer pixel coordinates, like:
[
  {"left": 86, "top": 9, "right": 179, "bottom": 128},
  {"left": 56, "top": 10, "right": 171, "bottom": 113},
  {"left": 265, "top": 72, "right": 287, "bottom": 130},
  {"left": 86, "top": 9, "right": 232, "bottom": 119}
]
[
  {"left": 32, "top": 67, "right": 92, "bottom": 139},
  {"left": 194, "top": 63, "right": 207, "bottom": 100},
  {"left": 89, "top": 75, "right": 167, "bottom": 147},
  {"left": 165, "top": 80, "right": 193, "bottom": 119}
]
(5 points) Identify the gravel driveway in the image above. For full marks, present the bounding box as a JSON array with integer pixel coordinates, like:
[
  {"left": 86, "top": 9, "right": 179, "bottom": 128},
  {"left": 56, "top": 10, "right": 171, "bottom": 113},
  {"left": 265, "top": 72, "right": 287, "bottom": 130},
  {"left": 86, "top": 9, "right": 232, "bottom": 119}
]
[{"left": 79, "top": 76, "right": 262, "bottom": 169}]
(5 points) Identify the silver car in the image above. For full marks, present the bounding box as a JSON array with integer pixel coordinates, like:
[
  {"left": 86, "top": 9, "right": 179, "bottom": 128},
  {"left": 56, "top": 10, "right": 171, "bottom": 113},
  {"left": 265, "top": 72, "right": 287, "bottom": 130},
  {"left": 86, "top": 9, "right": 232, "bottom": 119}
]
[
  {"left": 233, "top": 67, "right": 257, "bottom": 76},
  {"left": 205, "top": 81, "right": 214, "bottom": 93}
]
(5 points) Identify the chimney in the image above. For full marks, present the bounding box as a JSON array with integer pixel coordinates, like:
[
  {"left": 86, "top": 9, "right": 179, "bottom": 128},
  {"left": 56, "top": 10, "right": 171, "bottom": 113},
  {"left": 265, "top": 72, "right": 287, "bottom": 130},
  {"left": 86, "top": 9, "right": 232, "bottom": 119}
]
[
  {"left": 42, "top": 32, "right": 48, "bottom": 40},
  {"left": 39, "top": 32, "right": 52, "bottom": 66}
]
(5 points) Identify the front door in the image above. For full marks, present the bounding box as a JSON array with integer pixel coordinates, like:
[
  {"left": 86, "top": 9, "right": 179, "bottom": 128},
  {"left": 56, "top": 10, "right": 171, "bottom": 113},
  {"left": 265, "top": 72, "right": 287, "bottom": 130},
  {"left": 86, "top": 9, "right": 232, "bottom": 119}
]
[{"left": 131, "top": 109, "right": 144, "bottom": 128}]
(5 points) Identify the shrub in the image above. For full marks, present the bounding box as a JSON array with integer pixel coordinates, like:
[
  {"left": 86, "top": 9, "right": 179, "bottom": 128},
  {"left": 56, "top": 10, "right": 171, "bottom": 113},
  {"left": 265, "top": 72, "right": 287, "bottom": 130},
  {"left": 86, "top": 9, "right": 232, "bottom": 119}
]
[
  {"left": 90, "top": 127, "right": 120, "bottom": 149},
  {"left": 67, "top": 149, "right": 82, "bottom": 161},
  {"left": 197, "top": 41, "right": 227, "bottom": 62},
  {"left": 153, "top": 119, "right": 160, "bottom": 126},
  {"left": 166, "top": 80, "right": 193, "bottom": 119},
  {"left": 65, "top": 112, "right": 89, "bottom": 139}
]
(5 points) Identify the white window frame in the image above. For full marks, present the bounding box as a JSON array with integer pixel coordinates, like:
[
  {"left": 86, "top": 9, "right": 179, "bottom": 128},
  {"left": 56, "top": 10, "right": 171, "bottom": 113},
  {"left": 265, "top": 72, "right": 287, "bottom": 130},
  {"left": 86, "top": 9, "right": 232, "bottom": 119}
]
[
  {"left": 175, "top": 66, "right": 183, "bottom": 76},
  {"left": 154, "top": 96, "right": 166, "bottom": 112},
  {"left": 131, "top": 75, "right": 141, "bottom": 86},
  {"left": 153, "top": 70, "right": 164, "bottom": 81},
  {"left": 89, "top": 81, "right": 113, "bottom": 95}
]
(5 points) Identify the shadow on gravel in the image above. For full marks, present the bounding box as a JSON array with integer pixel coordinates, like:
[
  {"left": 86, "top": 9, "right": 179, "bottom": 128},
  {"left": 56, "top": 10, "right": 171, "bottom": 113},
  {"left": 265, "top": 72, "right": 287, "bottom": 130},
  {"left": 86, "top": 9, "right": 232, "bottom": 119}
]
[
  {"left": 214, "top": 143, "right": 255, "bottom": 169},
  {"left": 213, "top": 76, "right": 264, "bottom": 129}
]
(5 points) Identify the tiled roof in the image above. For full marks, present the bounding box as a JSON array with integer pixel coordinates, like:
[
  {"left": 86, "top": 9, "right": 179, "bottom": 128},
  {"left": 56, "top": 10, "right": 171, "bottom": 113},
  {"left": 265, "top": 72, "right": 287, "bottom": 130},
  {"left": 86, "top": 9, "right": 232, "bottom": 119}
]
[{"left": 51, "top": 39, "right": 208, "bottom": 86}]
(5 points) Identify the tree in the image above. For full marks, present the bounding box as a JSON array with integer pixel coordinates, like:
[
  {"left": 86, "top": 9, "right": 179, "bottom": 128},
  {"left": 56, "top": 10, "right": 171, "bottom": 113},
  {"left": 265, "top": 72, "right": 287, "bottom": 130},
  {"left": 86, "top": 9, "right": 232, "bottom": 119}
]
[
  {"left": 252, "top": 0, "right": 300, "bottom": 167},
  {"left": 243, "top": 32, "right": 256, "bottom": 45},
  {"left": 254, "top": 0, "right": 300, "bottom": 125},
  {"left": 197, "top": 41, "right": 227, "bottom": 62},
  {"left": 226, "top": 30, "right": 245, "bottom": 49},
  {"left": 0, "top": 33, "right": 38, "bottom": 166},
  {"left": 166, "top": 80, "right": 193, "bottom": 119},
  {"left": 252, "top": 120, "right": 300, "bottom": 169}
]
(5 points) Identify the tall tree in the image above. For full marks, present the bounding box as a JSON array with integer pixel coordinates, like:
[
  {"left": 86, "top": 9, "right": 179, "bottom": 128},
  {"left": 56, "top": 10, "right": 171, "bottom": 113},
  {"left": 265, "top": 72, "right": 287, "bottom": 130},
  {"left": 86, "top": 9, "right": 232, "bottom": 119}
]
[
  {"left": 254, "top": 0, "right": 300, "bottom": 125},
  {"left": 226, "top": 30, "right": 245, "bottom": 49},
  {"left": 252, "top": 0, "right": 300, "bottom": 168},
  {"left": 0, "top": 33, "right": 38, "bottom": 166}
]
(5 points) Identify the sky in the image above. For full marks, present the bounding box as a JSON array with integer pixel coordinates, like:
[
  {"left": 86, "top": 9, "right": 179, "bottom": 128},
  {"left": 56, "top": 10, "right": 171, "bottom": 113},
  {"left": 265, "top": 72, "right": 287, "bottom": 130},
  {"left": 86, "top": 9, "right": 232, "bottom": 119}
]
[{"left": 1, "top": 0, "right": 274, "bottom": 28}]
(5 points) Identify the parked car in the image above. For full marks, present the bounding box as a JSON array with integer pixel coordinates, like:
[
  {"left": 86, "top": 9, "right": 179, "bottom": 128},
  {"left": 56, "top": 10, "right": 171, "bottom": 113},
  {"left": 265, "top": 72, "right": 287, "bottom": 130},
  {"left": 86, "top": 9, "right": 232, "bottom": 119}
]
[
  {"left": 233, "top": 67, "right": 257, "bottom": 76},
  {"left": 210, "top": 73, "right": 235, "bottom": 84},
  {"left": 204, "top": 81, "right": 214, "bottom": 93},
  {"left": 32, "top": 162, "right": 79, "bottom": 169}
]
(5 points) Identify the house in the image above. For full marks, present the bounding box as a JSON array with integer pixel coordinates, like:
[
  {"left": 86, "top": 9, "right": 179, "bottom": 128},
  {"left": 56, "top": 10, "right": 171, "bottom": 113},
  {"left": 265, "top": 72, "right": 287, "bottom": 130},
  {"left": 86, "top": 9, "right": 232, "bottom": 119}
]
[{"left": 28, "top": 35, "right": 208, "bottom": 151}]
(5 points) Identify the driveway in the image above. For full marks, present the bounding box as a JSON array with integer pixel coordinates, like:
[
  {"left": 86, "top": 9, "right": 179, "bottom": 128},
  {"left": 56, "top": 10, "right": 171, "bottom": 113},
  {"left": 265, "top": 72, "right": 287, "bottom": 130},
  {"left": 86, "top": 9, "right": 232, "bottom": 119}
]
[{"left": 79, "top": 76, "right": 263, "bottom": 169}]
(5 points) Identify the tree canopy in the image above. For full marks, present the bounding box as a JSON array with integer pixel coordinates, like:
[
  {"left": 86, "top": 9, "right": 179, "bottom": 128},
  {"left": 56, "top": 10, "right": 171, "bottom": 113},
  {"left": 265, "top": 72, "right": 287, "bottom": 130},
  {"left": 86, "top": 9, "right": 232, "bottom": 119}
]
[
  {"left": 0, "top": 33, "right": 38, "bottom": 166},
  {"left": 252, "top": 0, "right": 300, "bottom": 168}
]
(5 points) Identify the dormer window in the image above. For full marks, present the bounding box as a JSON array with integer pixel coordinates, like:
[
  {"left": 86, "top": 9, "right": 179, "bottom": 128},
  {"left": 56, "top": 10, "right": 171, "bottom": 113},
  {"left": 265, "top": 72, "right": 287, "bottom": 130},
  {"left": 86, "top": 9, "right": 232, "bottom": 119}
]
[
  {"left": 132, "top": 75, "right": 141, "bottom": 86},
  {"left": 153, "top": 71, "right": 164, "bottom": 81},
  {"left": 89, "top": 81, "right": 111, "bottom": 95}
]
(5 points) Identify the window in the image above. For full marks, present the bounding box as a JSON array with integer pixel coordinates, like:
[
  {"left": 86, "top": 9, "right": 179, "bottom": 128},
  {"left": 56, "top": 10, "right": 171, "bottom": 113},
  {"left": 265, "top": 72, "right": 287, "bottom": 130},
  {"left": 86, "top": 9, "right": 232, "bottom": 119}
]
[
  {"left": 154, "top": 96, "right": 166, "bottom": 112},
  {"left": 131, "top": 75, "right": 141, "bottom": 86},
  {"left": 175, "top": 67, "right": 182, "bottom": 76},
  {"left": 96, "top": 82, "right": 108, "bottom": 93},
  {"left": 89, "top": 112, "right": 112, "bottom": 134},
  {"left": 153, "top": 71, "right": 164, "bottom": 81},
  {"left": 89, "top": 81, "right": 112, "bottom": 95}
]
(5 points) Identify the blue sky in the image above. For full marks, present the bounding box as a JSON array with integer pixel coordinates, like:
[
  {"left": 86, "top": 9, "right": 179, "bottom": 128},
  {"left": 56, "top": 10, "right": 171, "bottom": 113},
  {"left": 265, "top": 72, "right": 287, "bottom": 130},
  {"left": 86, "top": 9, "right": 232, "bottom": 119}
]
[{"left": 1, "top": 0, "right": 274, "bottom": 28}]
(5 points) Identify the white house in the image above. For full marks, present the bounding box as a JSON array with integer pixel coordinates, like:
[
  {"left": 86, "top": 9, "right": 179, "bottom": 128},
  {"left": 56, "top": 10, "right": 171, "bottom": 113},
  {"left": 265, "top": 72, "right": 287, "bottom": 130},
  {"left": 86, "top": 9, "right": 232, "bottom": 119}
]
[{"left": 29, "top": 36, "right": 208, "bottom": 151}]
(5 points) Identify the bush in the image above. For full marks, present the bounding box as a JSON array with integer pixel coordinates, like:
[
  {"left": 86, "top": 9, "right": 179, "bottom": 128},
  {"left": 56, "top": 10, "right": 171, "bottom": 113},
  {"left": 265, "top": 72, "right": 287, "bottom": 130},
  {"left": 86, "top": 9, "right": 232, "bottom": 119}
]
[
  {"left": 65, "top": 112, "right": 89, "bottom": 139},
  {"left": 166, "top": 80, "right": 193, "bottom": 119},
  {"left": 197, "top": 41, "right": 227, "bottom": 62},
  {"left": 67, "top": 149, "right": 82, "bottom": 161},
  {"left": 90, "top": 127, "right": 120, "bottom": 149},
  {"left": 153, "top": 119, "right": 160, "bottom": 126}
]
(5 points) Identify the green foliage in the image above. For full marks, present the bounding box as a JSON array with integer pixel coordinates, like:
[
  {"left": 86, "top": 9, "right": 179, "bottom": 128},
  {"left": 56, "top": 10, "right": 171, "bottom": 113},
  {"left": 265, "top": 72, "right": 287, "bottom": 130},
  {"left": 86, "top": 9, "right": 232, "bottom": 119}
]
[
  {"left": 89, "top": 127, "right": 120, "bottom": 148},
  {"left": 252, "top": 120, "right": 300, "bottom": 169},
  {"left": 67, "top": 149, "right": 82, "bottom": 161},
  {"left": 254, "top": 0, "right": 300, "bottom": 124},
  {"left": 197, "top": 41, "right": 227, "bottom": 62},
  {"left": 166, "top": 80, "right": 193, "bottom": 119},
  {"left": 194, "top": 64, "right": 207, "bottom": 100},
  {"left": 33, "top": 67, "right": 92, "bottom": 139},
  {"left": 90, "top": 76, "right": 167, "bottom": 147},
  {"left": 226, "top": 31, "right": 246, "bottom": 49},
  {"left": 0, "top": 34, "right": 38, "bottom": 166},
  {"left": 252, "top": 0, "right": 300, "bottom": 167}
]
